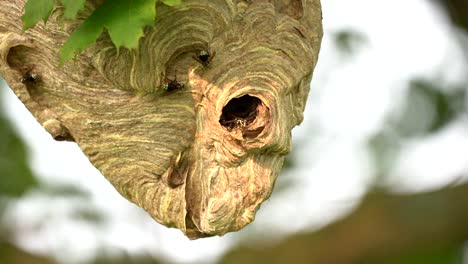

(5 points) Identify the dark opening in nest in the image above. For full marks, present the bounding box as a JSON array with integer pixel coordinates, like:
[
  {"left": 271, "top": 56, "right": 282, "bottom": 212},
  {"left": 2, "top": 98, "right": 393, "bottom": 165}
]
[{"left": 219, "top": 95, "right": 265, "bottom": 139}]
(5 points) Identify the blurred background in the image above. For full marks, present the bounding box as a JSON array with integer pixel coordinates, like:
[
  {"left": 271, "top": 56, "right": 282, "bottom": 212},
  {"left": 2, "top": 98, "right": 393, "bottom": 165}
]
[{"left": 1, "top": 0, "right": 468, "bottom": 263}]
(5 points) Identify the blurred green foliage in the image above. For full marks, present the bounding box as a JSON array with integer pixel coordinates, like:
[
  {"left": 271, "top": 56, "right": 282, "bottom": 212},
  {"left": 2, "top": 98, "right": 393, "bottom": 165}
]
[
  {"left": 368, "top": 129, "right": 400, "bottom": 178},
  {"left": 0, "top": 243, "right": 52, "bottom": 264},
  {"left": 368, "top": 77, "right": 467, "bottom": 181},
  {"left": 38, "top": 183, "right": 89, "bottom": 198},
  {"left": 386, "top": 246, "right": 464, "bottom": 264},
  {"left": 394, "top": 79, "right": 466, "bottom": 138},
  {"left": 0, "top": 108, "right": 37, "bottom": 198},
  {"left": 436, "top": 0, "right": 468, "bottom": 31},
  {"left": 92, "top": 254, "right": 162, "bottom": 264},
  {"left": 334, "top": 30, "right": 367, "bottom": 55}
]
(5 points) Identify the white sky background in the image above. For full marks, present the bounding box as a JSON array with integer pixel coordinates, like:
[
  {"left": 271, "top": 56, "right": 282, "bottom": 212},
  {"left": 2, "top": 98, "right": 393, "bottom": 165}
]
[{"left": 1, "top": 0, "right": 468, "bottom": 263}]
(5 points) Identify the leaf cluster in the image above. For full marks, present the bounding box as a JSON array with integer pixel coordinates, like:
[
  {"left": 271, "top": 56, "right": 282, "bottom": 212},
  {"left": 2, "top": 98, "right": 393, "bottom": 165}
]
[{"left": 21, "top": 0, "right": 182, "bottom": 64}]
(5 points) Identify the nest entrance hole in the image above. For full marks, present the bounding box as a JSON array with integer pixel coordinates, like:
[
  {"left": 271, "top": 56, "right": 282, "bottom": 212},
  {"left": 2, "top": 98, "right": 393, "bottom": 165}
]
[{"left": 219, "top": 95, "right": 267, "bottom": 139}]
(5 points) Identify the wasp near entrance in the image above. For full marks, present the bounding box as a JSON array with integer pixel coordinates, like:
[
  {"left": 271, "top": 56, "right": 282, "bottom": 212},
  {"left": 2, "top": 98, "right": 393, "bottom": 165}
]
[
  {"left": 194, "top": 50, "right": 216, "bottom": 67},
  {"left": 20, "top": 66, "right": 38, "bottom": 84},
  {"left": 163, "top": 77, "right": 184, "bottom": 92}
]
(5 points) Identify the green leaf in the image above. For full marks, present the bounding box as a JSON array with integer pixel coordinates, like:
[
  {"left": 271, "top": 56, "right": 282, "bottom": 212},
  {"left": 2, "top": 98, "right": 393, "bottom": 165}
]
[
  {"left": 60, "top": 0, "right": 158, "bottom": 64},
  {"left": 60, "top": 0, "right": 86, "bottom": 19},
  {"left": 59, "top": 15, "right": 104, "bottom": 64},
  {"left": 161, "top": 0, "right": 182, "bottom": 6},
  {"left": 105, "top": 0, "right": 158, "bottom": 49},
  {"left": 21, "top": 0, "right": 55, "bottom": 31}
]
